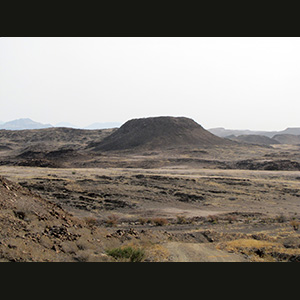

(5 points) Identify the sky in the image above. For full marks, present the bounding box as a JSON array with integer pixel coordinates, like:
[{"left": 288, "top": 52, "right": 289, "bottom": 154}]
[{"left": 1, "top": 37, "right": 300, "bottom": 130}]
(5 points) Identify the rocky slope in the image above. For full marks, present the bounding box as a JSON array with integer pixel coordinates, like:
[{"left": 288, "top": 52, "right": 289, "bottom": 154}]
[{"left": 0, "top": 175, "right": 109, "bottom": 261}]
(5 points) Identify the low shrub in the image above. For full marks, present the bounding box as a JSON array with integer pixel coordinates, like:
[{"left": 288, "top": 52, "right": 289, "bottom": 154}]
[
  {"left": 105, "top": 214, "right": 119, "bottom": 227},
  {"left": 84, "top": 216, "right": 98, "bottom": 227},
  {"left": 275, "top": 213, "right": 287, "bottom": 223},
  {"left": 106, "top": 247, "right": 145, "bottom": 262},
  {"left": 290, "top": 220, "right": 300, "bottom": 231},
  {"left": 176, "top": 215, "right": 187, "bottom": 224},
  {"left": 207, "top": 215, "right": 219, "bottom": 224},
  {"left": 226, "top": 215, "right": 237, "bottom": 224},
  {"left": 152, "top": 217, "right": 168, "bottom": 226},
  {"left": 138, "top": 217, "right": 147, "bottom": 225}
]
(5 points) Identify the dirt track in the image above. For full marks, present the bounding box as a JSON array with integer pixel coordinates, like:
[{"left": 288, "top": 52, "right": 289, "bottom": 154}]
[{"left": 163, "top": 242, "right": 246, "bottom": 262}]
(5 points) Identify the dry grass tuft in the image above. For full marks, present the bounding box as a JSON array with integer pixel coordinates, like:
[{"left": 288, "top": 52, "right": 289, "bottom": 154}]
[
  {"left": 104, "top": 214, "right": 119, "bottom": 227},
  {"left": 290, "top": 220, "right": 300, "bottom": 231},
  {"left": 84, "top": 216, "right": 98, "bottom": 228},
  {"left": 152, "top": 217, "right": 168, "bottom": 226},
  {"left": 218, "top": 238, "right": 300, "bottom": 262}
]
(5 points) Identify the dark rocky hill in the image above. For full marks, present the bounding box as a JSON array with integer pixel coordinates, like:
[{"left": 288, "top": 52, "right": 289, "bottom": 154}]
[
  {"left": 272, "top": 134, "right": 300, "bottom": 145},
  {"left": 228, "top": 134, "right": 280, "bottom": 146},
  {"left": 90, "top": 116, "right": 233, "bottom": 151},
  {"left": 0, "top": 127, "right": 115, "bottom": 152},
  {"left": 0, "top": 127, "right": 116, "bottom": 168}
]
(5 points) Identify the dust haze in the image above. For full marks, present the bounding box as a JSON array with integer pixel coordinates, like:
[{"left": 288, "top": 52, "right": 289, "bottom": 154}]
[{"left": 1, "top": 37, "right": 300, "bottom": 130}]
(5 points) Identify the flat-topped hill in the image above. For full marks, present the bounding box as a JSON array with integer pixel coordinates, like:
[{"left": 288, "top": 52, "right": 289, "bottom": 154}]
[{"left": 91, "top": 116, "right": 232, "bottom": 151}]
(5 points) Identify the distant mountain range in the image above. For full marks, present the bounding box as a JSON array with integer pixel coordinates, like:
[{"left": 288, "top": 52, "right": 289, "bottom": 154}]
[
  {"left": 0, "top": 118, "right": 53, "bottom": 130},
  {"left": 208, "top": 127, "right": 300, "bottom": 138},
  {"left": 0, "top": 118, "right": 121, "bottom": 130}
]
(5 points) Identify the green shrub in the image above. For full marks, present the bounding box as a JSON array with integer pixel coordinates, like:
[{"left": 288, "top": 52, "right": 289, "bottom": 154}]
[{"left": 106, "top": 247, "right": 145, "bottom": 262}]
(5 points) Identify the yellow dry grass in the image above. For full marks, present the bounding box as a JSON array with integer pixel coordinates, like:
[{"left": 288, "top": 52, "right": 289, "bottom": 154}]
[
  {"left": 144, "top": 243, "right": 170, "bottom": 262},
  {"left": 222, "top": 238, "right": 276, "bottom": 249},
  {"left": 218, "top": 238, "right": 300, "bottom": 262}
]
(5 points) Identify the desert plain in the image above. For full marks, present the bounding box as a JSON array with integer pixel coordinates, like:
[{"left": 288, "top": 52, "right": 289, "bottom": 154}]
[{"left": 1, "top": 117, "right": 300, "bottom": 262}]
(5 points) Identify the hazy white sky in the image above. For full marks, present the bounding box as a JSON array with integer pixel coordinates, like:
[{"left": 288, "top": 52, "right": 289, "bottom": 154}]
[{"left": 1, "top": 37, "right": 299, "bottom": 130}]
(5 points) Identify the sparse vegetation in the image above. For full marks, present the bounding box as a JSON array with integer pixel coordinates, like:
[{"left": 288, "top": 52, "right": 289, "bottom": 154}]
[
  {"left": 226, "top": 215, "right": 237, "bottom": 224},
  {"left": 275, "top": 213, "right": 287, "bottom": 223},
  {"left": 176, "top": 215, "right": 187, "bottom": 224},
  {"left": 138, "top": 217, "right": 147, "bottom": 225},
  {"left": 104, "top": 214, "right": 119, "bottom": 227},
  {"left": 290, "top": 220, "right": 300, "bottom": 231},
  {"left": 207, "top": 215, "right": 219, "bottom": 224},
  {"left": 152, "top": 217, "right": 168, "bottom": 226},
  {"left": 1, "top": 138, "right": 300, "bottom": 262},
  {"left": 106, "top": 246, "right": 145, "bottom": 262},
  {"left": 84, "top": 216, "right": 98, "bottom": 227}
]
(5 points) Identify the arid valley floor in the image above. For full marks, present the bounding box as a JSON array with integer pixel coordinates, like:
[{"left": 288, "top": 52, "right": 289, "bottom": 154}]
[{"left": 1, "top": 117, "right": 300, "bottom": 262}]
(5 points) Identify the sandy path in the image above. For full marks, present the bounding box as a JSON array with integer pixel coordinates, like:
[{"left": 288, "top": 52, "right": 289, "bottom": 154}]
[{"left": 163, "top": 242, "right": 247, "bottom": 262}]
